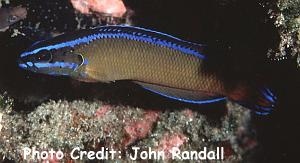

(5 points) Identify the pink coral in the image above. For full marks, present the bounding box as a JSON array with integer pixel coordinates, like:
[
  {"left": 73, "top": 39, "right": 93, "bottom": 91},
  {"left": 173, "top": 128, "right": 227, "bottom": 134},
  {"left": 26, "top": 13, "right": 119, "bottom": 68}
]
[
  {"left": 95, "top": 105, "right": 111, "bottom": 118},
  {"left": 157, "top": 133, "right": 187, "bottom": 158},
  {"left": 123, "top": 111, "right": 159, "bottom": 147},
  {"left": 70, "top": 0, "right": 127, "bottom": 17},
  {"left": 182, "top": 108, "right": 194, "bottom": 118}
]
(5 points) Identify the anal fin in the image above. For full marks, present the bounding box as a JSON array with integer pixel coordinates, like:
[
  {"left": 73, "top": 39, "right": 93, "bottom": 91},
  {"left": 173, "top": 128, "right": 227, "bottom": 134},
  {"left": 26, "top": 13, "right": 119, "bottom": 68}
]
[{"left": 135, "top": 81, "right": 226, "bottom": 104}]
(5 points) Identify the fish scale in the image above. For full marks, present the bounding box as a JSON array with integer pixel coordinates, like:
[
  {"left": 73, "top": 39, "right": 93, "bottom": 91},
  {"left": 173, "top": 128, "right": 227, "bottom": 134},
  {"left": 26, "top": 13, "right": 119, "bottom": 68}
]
[{"left": 75, "top": 37, "right": 225, "bottom": 95}]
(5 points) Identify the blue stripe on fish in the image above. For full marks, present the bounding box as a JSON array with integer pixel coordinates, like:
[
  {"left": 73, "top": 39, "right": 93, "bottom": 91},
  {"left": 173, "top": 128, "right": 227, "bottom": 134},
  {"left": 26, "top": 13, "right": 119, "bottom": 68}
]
[
  {"left": 48, "top": 72, "right": 70, "bottom": 76},
  {"left": 26, "top": 62, "right": 33, "bottom": 66},
  {"left": 260, "top": 88, "right": 277, "bottom": 105},
  {"left": 34, "top": 62, "right": 78, "bottom": 69},
  {"left": 19, "top": 62, "right": 79, "bottom": 71},
  {"left": 265, "top": 88, "right": 277, "bottom": 100},
  {"left": 236, "top": 100, "right": 274, "bottom": 115},
  {"left": 19, "top": 63, "right": 28, "bottom": 68},
  {"left": 255, "top": 111, "right": 270, "bottom": 115},
  {"left": 261, "top": 90, "right": 275, "bottom": 103},
  {"left": 142, "top": 85, "right": 227, "bottom": 104},
  {"left": 256, "top": 105, "right": 273, "bottom": 111},
  {"left": 21, "top": 25, "right": 206, "bottom": 59}
]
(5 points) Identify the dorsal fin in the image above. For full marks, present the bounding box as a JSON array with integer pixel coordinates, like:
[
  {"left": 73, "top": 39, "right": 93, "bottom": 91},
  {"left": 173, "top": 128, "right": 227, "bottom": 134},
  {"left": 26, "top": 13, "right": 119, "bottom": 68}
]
[
  {"left": 22, "top": 25, "right": 207, "bottom": 59},
  {"left": 93, "top": 25, "right": 206, "bottom": 59}
]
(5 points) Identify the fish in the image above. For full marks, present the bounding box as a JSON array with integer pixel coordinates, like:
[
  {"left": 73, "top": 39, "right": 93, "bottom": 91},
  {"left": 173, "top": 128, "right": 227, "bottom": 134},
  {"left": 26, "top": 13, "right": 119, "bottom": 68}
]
[
  {"left": 0, "top": 6, "right": 27, "bottom": 32},
  {"left": 17, "top": 25, "right": 276, "bottom": 115}
]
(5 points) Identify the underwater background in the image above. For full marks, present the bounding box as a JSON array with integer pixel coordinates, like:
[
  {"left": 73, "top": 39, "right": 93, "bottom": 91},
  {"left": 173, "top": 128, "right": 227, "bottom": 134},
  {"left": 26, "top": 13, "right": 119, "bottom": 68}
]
[{"left": 0, "top": 0, "right": 299, "bottom": 162}]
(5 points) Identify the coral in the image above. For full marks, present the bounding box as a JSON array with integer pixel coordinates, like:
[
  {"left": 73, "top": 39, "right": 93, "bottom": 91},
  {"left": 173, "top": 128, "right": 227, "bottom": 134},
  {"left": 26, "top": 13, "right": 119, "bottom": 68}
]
[
  {"left": 0, "top": 99, "right": 255, "bottom": 162},
  {"left": 266, "top": 0, "right": 300, "bottom": 67},
  {"left": 70, "top": 0, "right": 127, "bottom": 17},
  {"left": 156, "top": 133, "right": 188, "bottom": 159},
  {"left": 123, "top": 110, "right": 159, "bottom": 147}
]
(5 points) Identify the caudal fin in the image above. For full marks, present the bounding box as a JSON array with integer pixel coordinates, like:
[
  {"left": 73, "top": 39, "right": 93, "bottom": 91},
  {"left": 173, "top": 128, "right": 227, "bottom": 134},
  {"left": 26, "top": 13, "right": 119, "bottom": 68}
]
[{"left": 228, "top": 84, "right": 277, "bottom": 115}]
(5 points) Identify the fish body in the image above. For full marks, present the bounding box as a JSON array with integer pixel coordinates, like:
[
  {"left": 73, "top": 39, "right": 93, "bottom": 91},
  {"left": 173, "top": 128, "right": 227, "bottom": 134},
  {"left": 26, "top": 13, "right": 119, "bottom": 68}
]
[
  {"left": 18, "top": 25, "right": 276, "bottom": 114},
  {"left": 0, "top": 6, "right": 27, "bottom": 32}
]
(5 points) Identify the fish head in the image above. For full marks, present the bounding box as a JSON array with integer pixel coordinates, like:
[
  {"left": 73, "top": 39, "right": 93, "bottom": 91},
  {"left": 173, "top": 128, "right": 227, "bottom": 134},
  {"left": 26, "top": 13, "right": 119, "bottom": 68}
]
[{"left": 18, "top": 41, "right": 87, "bottom": 77}]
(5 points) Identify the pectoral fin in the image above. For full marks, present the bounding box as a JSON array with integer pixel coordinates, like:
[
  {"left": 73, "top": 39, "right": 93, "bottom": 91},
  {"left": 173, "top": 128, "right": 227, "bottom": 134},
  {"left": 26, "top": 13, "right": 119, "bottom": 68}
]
[{"left": 135, "top": 81, "right": 226, "bottom": 104}]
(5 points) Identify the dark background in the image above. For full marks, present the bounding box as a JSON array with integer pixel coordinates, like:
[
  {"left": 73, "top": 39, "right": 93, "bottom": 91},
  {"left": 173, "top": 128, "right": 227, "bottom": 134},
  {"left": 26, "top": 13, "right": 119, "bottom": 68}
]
[{"left": 0, "top": 0, "right": 299, "bottom": 162}]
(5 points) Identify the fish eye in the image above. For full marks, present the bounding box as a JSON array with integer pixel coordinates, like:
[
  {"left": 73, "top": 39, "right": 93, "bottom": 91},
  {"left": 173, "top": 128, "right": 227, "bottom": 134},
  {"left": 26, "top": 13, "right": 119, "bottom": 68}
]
[{"left": 37, "top": 50, "right": 52, "bottom": 62}]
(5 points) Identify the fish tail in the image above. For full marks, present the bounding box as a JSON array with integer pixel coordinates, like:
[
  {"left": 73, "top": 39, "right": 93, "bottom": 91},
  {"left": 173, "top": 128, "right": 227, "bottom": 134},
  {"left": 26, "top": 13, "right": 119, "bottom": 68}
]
[{"left": 228, "top": 83, "right": 277, "bottom": 115}]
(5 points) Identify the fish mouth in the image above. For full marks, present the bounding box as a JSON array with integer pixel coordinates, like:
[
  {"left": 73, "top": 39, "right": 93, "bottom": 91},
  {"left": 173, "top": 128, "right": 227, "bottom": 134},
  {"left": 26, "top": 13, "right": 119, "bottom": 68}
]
[
  {"left": 17, "top": 57, "right": 38, "bottom": 72},
  {"left": 17, "top": 57, "right": 27, "bottom": 68}
]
